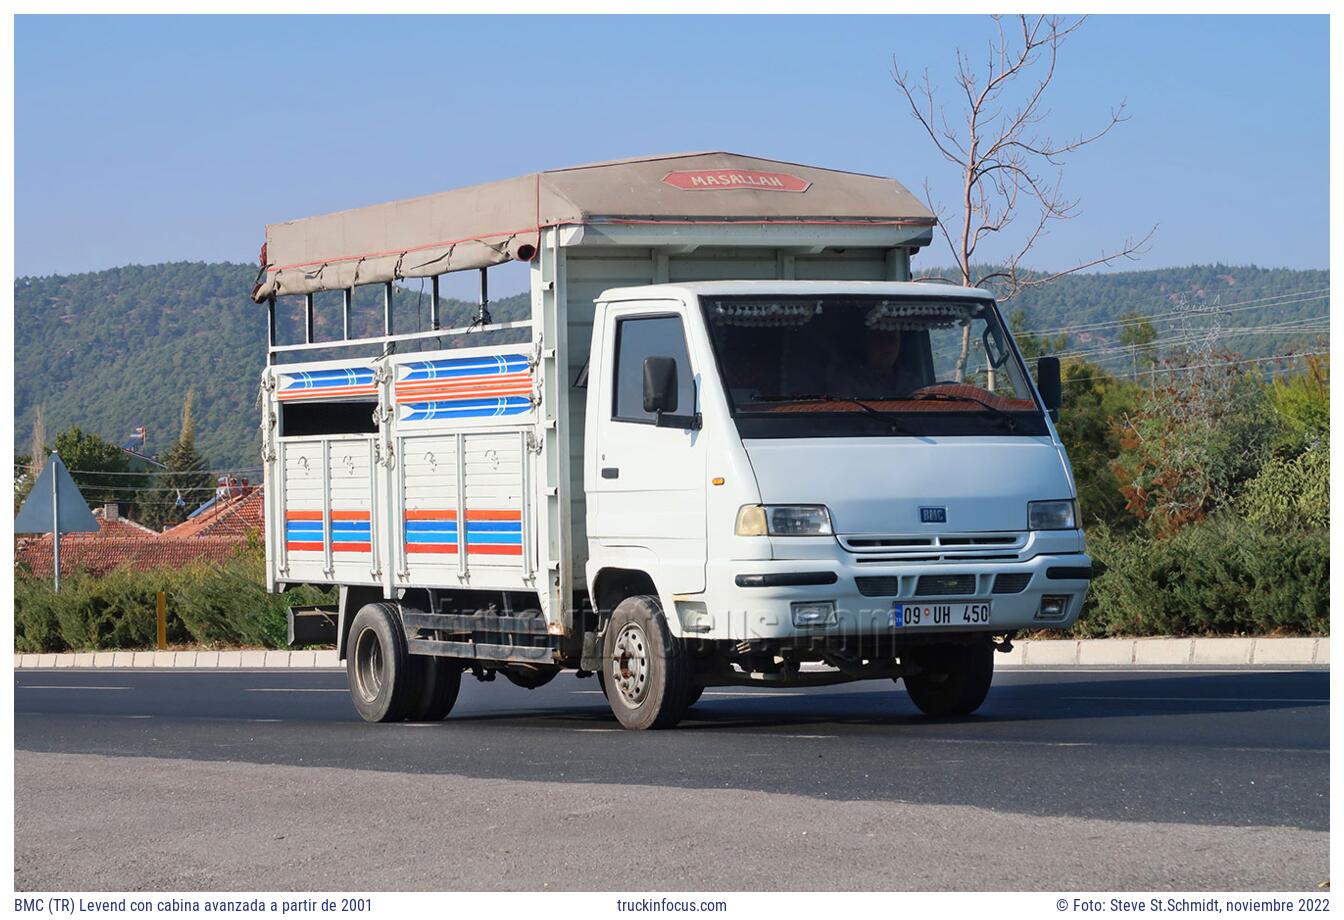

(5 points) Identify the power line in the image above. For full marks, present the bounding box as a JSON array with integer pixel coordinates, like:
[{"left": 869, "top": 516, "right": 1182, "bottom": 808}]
[
  {"left": 1023, "top": 289, "right": 1330, "bottom": 336},
  {"left": 1044, "top": 315, "right": 1329, "bottom": 361}
]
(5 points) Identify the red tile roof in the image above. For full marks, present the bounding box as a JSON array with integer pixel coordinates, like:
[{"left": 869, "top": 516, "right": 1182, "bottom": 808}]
[
  {"left": 16, "top": 492, "right": 266, "bottom": 578},
  {"left": 162, "top": 488, "right": 264, "bottom": 539}
]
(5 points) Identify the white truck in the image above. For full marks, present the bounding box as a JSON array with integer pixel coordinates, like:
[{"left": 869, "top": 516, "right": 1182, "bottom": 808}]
[{"left": 253, "top": 152, "right": 1092, "bottom": 729}]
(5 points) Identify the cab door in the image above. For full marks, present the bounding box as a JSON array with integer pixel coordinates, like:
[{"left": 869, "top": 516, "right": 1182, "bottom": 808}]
[{"left": 588, "top": 302, "right": 707, "bottom": 594}]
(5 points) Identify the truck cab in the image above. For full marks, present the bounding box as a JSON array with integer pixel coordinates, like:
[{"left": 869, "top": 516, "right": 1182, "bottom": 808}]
[{"left": 583, "top": 281, "right": 1089, "bottom": 726}]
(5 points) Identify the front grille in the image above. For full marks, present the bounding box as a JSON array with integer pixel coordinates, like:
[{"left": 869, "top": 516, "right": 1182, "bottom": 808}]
[
  {"left": 855, "top": 576, "right": 901, "bottom": 597},
  {"left": 839, "top": 532, "right": 1027, "bottom": 563},
  {"left": 846, "top": 537, "right": 933, "bottom": 548},
  {"left": 914, "top": 574, "right": 976, "bottom": 597},
  {"left": 992, "top": 573, "right": 1033, "bottom": 594}
]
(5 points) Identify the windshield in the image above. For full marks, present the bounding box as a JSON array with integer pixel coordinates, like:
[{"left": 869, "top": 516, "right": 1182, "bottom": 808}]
[{"left": 700, "top": 294, "right": 1047, "bottom": 437}]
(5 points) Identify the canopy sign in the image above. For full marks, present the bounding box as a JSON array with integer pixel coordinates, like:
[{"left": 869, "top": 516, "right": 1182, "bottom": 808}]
[{"left": 661, "top": 169, "right": 811, "bottom": 192}]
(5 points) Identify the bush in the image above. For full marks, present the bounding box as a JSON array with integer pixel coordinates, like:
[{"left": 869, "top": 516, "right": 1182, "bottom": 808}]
[
  {"left": 1077, "top": 517, "right": 1328, "bottom": 637},
  {"left": 13, "top": 550, "right": 335, "bottom": 652},
  {"left": 1237, "top": 445, "right": 1329, "bottom": 532}
]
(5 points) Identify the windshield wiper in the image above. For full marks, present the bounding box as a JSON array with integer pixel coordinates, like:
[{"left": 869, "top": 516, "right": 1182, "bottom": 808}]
[
  {"left": 909, "top": 391, "right": 1018, "bottom": 430},
  {"left": 749, "top": 393, "right": 911, "bottom": 434}
]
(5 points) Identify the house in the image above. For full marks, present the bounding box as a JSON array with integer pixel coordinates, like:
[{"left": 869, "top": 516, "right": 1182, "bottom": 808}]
[{"left": 15, "top": 487, "right": 265, "bottom": 578}]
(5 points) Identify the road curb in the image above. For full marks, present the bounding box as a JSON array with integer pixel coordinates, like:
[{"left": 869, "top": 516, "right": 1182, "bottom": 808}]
[
  {"left": 996, "top": 636, "right": 1328, "bottom": 667},
  {"left": 12, "top": 637, "right": 1328, "bottom": 670}
]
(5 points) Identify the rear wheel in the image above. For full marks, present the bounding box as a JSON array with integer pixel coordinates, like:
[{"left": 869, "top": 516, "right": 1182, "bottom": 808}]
[
  {"left": 347, "top": 603, "right": 418, "bottom": 723},
  {"left": 407, "top": 656, "right": 463, "bottom": 721},
  {"left": 602, "top": 595, "right": 691, "bottom": 730},
  {"left": 901, "top": 638, "right": 995, "bottom": 717}
]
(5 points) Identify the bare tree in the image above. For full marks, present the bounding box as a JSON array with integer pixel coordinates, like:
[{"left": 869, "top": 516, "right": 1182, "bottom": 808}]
[
  {"left": 29, "top": 405, "right": 46, "bottom": 474},
  {"left": 894, "top": 15, "right": 1155, "bottom": 379}
]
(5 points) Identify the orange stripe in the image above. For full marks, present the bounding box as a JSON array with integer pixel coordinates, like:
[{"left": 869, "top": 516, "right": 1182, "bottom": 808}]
[
  {"left": 467, "top": 544, "right": 523, "bottom": 556},
  {"left": 286, "top": 510, "right": 323, "bottom": 521},
  {"left": 407, "top": 544, "right": 459, "bottom": 554},
  {"left": 399, "top": 371, "right": 531, "bottom": 384},
  {"left": 394, "top": 382, "right": 532, "bottom": 396},
  {"left": 286, "top": 541, "right": 324, "bottom": 552},
  {"left": 331, "top": 542, "right": 371, "bottom": 553},
  {"left": 395, "top": 386, "right": 532, "bottom": 400},
  {"left": 465, "top": 509, "right": 522, "bottom": 521},
  {"left": 404, "top": 509, "right": 458, "bottom": 520},
  {"left": 330, "top": 509, "right": 370, "bottom": 520},
  {"left": 397, "top": 372, "right": 531, "bottom": 388}
]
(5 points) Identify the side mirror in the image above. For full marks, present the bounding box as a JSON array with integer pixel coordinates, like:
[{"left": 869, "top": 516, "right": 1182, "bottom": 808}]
[
  {"left": 1037, "top": 356, "right": 1061, "bottom": 420},
  {"left": 642, "top": 356, "right": 678, "bottom": 415}
]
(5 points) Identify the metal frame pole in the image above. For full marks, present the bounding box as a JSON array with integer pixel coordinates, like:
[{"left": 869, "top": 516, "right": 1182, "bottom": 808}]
[
  {"left": 343, "top": 289, "right": 353, "bottom": 340},
  {"left": 384, "top": 282, "right": 396, "bottom": 353},
  {"left": 304, "top": 293, "right": 315, "bottom": 344},
  {"left": 266, "top": 296, "right": 277, "bottom": 366},
  {"left": 430, "top": 276, "right": 441, "bottom": 331},
  {"left": 51, "top": 459, "right": 61, "bottom": 593}
]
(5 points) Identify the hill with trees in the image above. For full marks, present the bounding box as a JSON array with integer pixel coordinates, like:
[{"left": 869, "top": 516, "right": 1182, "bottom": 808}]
[{"left": 13, "top": 260, "right": 1328, "bottom": 470}]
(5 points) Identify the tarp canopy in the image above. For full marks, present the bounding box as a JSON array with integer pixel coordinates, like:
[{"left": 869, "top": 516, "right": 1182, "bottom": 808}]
[{"left": 251, "top": 152, "right": 936, "bottom": 303}]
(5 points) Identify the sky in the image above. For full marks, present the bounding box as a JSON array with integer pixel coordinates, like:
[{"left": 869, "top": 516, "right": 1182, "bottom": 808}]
[{"left": 14, "top": 14, "right": 1331, "bottom": 298}]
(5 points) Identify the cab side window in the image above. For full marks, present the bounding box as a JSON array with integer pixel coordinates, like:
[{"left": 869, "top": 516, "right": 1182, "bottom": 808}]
[{"left": 612, "top": 315, "right": 695, "bottom": 423}]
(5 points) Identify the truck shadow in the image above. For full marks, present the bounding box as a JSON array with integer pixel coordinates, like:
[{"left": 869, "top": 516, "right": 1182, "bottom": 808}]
[{"left": 451, "top": 669, "right": 1329, "bottom": 734}]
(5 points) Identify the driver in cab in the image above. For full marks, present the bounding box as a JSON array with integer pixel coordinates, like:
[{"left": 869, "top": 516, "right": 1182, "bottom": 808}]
[{"left": 826, "top": 328, "right": 925, "bottom": 400}]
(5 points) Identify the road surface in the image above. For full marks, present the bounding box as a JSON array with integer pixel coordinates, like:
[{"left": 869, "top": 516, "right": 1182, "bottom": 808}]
[{"left": 14, "top": 665, "right": 1328, "bottom": 891}]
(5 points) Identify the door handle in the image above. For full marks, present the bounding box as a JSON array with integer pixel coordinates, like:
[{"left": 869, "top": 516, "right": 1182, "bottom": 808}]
[{"left": 601, "top": 467, "right": 620, "bottom": 479}]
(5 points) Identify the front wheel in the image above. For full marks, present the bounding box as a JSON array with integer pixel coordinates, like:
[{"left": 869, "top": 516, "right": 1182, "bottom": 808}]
[
  {"left": 901, "top": 638, "right": 995, "bottom": 717},
  {"left": 602, "top": 595, "right": 691, "bottom": 730}
]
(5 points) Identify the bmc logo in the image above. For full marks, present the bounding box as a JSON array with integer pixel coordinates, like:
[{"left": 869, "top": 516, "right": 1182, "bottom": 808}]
[
  {"left": 661, "top": 169, "right": 811, "bottom": 192},
  {"left": 920, "top": 507, "right": 947, "bottom": 524}
]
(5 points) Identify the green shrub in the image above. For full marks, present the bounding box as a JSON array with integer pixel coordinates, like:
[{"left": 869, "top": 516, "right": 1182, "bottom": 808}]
[
  {"left": 1237, "top": 445, "right": 1329, "bottom": 532},
  {"left": 1077, "top": 517, "right": 1328, "bottom": 637},
  {"left": 13, "top": 549, "right": 335, "bottom": 652}
]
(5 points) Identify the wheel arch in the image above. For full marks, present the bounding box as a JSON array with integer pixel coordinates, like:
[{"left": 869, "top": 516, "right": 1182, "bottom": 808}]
[{"left": 337, "top": 585, "right": 390, "bottom": 661}]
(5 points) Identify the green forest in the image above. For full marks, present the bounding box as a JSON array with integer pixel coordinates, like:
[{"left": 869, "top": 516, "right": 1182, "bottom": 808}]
[{"left": 14, "top": 261, "right": 1326, "bottom": 470}]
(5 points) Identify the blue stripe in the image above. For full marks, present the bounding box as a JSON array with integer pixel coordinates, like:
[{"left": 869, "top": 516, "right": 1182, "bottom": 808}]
[
  {"left": 400, "top": 353, "right": 528, "bottom": 382},
  {"left": 465, "top": 532, "right": 523, "bottom": 545},
  {"left": 281, "top": 366, "right": 375, "bottom": 391},
  {"left": 405, "top": 532, "right": 460, "bottom": 544},
  {"left": 465, "top": 521, "right": 522, "bottom": 533},
  {"left": 401, "top": 397, "right": 531, "bottom": 422},
  {"left": 330, "top": 521, "right": 372, "bottom": 534},
  {"left": 285, "top": 523, "right": 323, "bottom": 535},
  {"left": 404, "top": 521, "right": 458, "bottom": 533}
]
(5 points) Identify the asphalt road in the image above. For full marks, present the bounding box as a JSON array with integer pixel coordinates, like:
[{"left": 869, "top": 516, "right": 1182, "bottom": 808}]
[{"left": 14, "top": 665, "right": 1329, "bottom": 891}]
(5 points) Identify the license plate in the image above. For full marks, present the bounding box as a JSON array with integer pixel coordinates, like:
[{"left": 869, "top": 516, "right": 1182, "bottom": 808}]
[{"left": 891, "top": 601, "right": 992, "bottom": 628}]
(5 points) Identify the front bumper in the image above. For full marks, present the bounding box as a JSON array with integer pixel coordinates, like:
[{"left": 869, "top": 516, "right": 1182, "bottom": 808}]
[{"left": 689, "top": 544, "right": 1092, "bottom": 641}]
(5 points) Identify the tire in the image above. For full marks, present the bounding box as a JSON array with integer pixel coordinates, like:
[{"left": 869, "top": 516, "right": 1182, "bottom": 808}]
[
  {"left": 901, "top": 638, "right": 995, "bottom": 717},
  {"left": 346, "top": 602, "right": 419, "bottom": 723},
  {"left": 685, "top": 685, "right": 705, "bottom": 708},
  {"left": 406, "top": 656, "right": 463, "bottom": 721},
  {"left": 502, "top": 666, "right": 560, "bottom": 690},
  {"left": 602, "top": 595, "right": 691, "bottom": 730}
]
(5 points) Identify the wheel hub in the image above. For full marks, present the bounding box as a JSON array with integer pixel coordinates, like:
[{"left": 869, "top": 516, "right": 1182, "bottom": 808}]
[
  {"left": 353, "top": 628, "right": 384, "bottom": 703},
  {"left": 610, "top": 622, "right": 650, "bottom": 706}
]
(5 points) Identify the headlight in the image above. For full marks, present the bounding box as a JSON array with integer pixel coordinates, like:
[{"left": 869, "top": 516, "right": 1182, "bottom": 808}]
[
  {"left": 735, "top": 505, "right": 833, "bottom": 536},
  {"left": 1029, "top": 499, "right": 1077, "bottom": 530}
]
